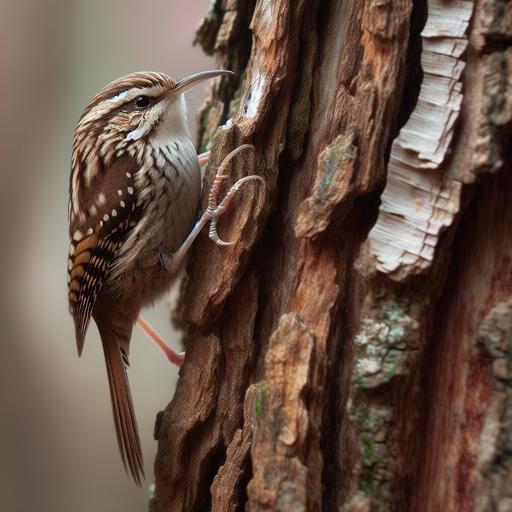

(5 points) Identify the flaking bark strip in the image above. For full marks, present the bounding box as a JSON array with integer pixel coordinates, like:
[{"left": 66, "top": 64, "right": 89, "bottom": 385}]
[
  {"left": 247, "top": 313, "right": 315, "bottom": 512},
  {"left": 295, "top": 133, "right": 358, "bottom": 239},
  {"left": 368, "top": 0, "right": 474, "bottom": 279}
]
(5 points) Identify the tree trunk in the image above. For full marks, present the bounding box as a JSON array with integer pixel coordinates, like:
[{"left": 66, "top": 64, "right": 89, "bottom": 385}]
[{"left": 152, "top": 0, "right": 512, "bottom": 511}]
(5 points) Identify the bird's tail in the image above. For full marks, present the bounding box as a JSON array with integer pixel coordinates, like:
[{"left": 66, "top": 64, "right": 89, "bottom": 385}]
[{"left": 100, "top": 325, "right": 144, "bottom": 486}]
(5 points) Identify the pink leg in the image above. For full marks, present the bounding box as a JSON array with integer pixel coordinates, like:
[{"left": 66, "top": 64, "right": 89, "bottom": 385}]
[
  {"left": 136, "top": 316, "right": 184, "bottom": 366},
  {"left": 198, "top": 151, "right": 210, "bottom": 167}
]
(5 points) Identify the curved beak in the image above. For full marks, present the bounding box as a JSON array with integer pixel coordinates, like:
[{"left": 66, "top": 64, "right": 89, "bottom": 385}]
[{"left": 173, "top": 70, "right": 235, "bottom": 94}]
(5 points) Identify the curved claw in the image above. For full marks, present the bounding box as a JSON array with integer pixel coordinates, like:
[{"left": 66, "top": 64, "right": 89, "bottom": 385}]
[
  {"left": 220, "top": 144, "right": 255, "bottom": 166},
  {"left": 208, "top": 174, "right": 266, "bottom": 247},
  {"left": 207, "top": 145, "right": 256, "bottom": 207},
  {"left": 216, "top": 175, "right": 265, "bottom": 212},
  {"left": 209, "top": 218, "right": 235, "bottom": 246}
]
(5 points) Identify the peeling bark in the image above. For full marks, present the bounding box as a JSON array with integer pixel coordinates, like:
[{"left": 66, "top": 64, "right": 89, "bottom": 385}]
[{"left": 152, "top": 0, "right": 512, "bottom": 511}]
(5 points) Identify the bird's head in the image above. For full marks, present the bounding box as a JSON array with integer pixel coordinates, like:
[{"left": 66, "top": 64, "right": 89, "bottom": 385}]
[{"left": 72, "top": 70, "right": 233, "bottom": 172}]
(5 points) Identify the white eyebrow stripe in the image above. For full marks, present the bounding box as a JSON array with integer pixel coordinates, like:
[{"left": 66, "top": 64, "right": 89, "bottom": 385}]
[
  {"left": 79, "top": 84, "right": 167, "bottom": 126},
  {"left": 111, "top": 84, "right": 165, "bottom": 102}
]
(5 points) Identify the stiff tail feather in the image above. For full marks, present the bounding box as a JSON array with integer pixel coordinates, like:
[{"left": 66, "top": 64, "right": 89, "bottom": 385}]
[{"left": 101, "top": 330, "right": 144, "bottom": 485}]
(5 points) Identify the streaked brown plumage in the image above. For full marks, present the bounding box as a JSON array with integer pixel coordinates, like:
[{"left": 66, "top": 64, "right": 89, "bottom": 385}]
[{"left": 67, "top": 70, "right": 262, "bottom": 485}]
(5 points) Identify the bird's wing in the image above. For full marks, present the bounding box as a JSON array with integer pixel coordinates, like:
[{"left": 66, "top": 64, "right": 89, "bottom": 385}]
[{"left": 67, "top": 154, "right": 144, "bottom": 355}]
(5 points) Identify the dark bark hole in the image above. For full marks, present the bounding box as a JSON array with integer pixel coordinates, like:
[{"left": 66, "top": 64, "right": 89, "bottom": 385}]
[
  {"left": 394, "top": 0, "right": 428, "bottom": 137},
  {"left": 193, "top": 442, "right": 227, "bottom": 511}
]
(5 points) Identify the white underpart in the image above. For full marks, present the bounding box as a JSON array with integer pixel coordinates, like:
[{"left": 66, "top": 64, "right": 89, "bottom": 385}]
[
  {"left": 244, "top": 71, "right": 265, "bottom": 118},
  {"left": 153, "top": 94, "right": 190, "bottom": 140},
  {"left": 111, "top": 134, "right": 200, "bottom": 277},
  {"left": 127, "top": 94, "right": 189, "bottom": 142},
  {"left": 109, "top": 94, "right": 199, "bottom": 279}
]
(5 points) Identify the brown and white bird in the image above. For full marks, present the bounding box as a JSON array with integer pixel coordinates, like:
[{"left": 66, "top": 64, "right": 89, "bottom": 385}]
[{"left": 67, "top": 70, "right": 263, "bottom": 485}]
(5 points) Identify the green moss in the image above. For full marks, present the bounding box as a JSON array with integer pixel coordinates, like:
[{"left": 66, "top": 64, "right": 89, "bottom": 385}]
[
  {"left": 348, "top": 395, "right": 393, "bottom": 503},
  {"left": 254, "top": 382, "right": 267, "bottom": 416},
  {"left": 348, "top": 290, "right": 420, "bottom": 506},
  {"left": 361, "top": 435, "right": 374, "bottom": 459},
  {"left": 357, "top": 433, "right": 381, "bottom": 500},
  {"left": 349, "top": 405, "right": 373, "bottom": 430},
  {"left": 360, "top": 443, "right": 380, "bottom": 496},
  {"left": 353, "top": 292, "right": 420, "bottom": 389},
  {"left": 358, "top": 478, "right": 380, "bottom": 498},
  {"left": 317, "top": 135, "right": 357, "bottom": 199}
]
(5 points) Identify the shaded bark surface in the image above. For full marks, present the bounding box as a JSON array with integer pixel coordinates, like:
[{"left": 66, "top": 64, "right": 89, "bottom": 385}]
[{"left": 152, "top": 0, "right": 512, "bottom": 511}]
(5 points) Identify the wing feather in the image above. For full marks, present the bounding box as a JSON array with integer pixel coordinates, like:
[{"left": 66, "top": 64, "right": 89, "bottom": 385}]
[{"left": 67, "top": 155, "right": 143, "bottom": 355}]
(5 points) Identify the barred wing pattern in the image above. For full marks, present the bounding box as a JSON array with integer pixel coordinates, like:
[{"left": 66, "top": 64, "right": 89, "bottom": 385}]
[{"left": 68, "top": 155, "right": 143, "bottom": 355}]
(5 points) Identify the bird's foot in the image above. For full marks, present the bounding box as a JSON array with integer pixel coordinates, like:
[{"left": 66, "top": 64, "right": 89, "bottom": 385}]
[
  {"left": 203, "top": 144, "right": 265, "bottom": 246},
  {"left": 161, "top": 145, "right": 265, "bottom": 275}
]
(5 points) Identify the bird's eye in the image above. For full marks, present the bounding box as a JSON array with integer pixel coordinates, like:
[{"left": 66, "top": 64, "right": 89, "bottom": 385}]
[{"left": 134, "top": 95, "right": 150, "bottom": 108}]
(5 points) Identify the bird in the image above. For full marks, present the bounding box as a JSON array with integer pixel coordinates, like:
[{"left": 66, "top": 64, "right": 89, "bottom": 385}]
[{"left": 67, "top": 70, "right": 264, "bottom": 485}]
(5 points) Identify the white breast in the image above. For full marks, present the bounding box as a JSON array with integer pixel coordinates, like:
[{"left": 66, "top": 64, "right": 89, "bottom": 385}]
[
  {"left": 153, "top": 136, "right": 202, "bottom": 249},
  {"left": 108, "top": 138, "right": 201, "bottom": 284}
]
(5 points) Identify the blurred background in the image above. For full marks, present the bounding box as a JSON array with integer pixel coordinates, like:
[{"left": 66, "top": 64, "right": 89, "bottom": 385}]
[{"left": 0, "top": 1, "right": 212, "bottom": 510}]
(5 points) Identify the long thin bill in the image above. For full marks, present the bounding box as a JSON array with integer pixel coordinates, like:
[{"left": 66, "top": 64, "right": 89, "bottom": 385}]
[{"left": 173, "top": 70, "right": 235, "bottom": 93}]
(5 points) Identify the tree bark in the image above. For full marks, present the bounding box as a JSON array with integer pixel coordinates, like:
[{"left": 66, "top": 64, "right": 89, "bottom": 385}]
[{"left": 152, "top": 0, "right": 512, "bottom": 511}]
